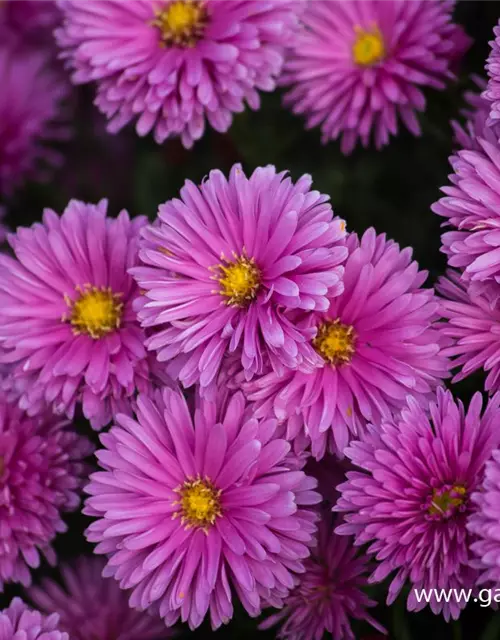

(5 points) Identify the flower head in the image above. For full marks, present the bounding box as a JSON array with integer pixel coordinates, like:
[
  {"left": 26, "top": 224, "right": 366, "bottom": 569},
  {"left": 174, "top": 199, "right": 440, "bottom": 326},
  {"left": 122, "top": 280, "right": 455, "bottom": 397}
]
[
  {"left": 483, "top": 21, "right": 500, "bottom": 126},
  {"left": 433, "top": 133, "right": 500, "bottom": 304},
  {"left": 0, "top": 199, "right": 167, "bottom": 429},
  {"left": 468, "top": 450, "right": 500, "bottom": 586},
  {"left": 0, "top": 387, "right": 92, "bottom": 589},
  {"left": 84, "top": 387, "right": 320, "bottom": 630},
  {"left": 56, "top": 0, "right": 302, "bottom": 148},
  {"left": 0, "top": 41, "right": 69, "bottom": 197},
  {"left": 335, "top": 388, "right": 500, "bottom": 620},
  {"left": 248, "top": 229, "right": 449, "bottom": 459},
  {"left": 29, "top": 556, "right": 172, "bottom": 640},
  {"left": 133, "top": 164, "right": 347, "bottom": 395},
  {"left": 0, "top": 598, "right": 68, "bottom": 639},
  {"left": 281, "top": 0, "right": 468, "bottom": 153},
  {"left": 437, "top": 271, "right": 500, "bottom": 391},
  {"left": 260, "top": 512, "right": 385, "bottom": 640}
]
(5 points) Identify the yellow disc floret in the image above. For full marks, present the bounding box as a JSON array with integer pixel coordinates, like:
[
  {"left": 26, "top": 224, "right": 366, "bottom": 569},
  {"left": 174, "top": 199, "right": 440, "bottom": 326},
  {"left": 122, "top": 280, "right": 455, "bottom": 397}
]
[
  {"left": 313, "top": 319, "right": 356, "bottom": 366},
  {"left": 64, "top": 285, "right": 123, "bottom": 339},
  {"left": 353, "top": 25, "right": 385, "bottom": 66},
  {"left": 428, "top": 485, "right": 467, "bottom": 518},
  {"left": 153, "top": 0, "right": 207, "bottom": 47},
  {"left": 173, "top": 477, "right": 222, "bottom": 530},
  {"left": 217, "top": 254, "right": 261, "bottom": 307}
]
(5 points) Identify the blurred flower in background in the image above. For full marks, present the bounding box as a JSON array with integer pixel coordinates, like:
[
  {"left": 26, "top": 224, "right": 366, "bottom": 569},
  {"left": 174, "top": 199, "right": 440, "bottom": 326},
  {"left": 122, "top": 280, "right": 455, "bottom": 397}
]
[
  {"left": 29, "top": 556, "right": 172, "bottom": 640},
  {"left": 56, "top": 0, "right": 303, "bottom": 148},
  {"left": 281, "top": 0, "right": 470, "bottom": 153}
]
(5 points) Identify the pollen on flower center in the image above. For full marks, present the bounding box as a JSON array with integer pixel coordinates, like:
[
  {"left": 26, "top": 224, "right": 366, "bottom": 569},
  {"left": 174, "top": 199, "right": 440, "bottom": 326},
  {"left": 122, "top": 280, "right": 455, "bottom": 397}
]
[
  {"left": 153, "top": 0, "right": 208, "bottom": 47},
  {"left": 353, "top": 25, "right": 385, "bottom": 66},
  {"left": 216, "top": 254, "right": 261, "bottom": 307},
  {"left": 174, "top": 477, "right": 222, "bottom": 530},
  {"left": 63, "top": 285, "right": 123, "bottom": 339},
  {"left": 428, "top": 485, "right": 467, "bottom": 519},
  {"left": 313, "top": 319, "right": 356, "bottom": 365}
]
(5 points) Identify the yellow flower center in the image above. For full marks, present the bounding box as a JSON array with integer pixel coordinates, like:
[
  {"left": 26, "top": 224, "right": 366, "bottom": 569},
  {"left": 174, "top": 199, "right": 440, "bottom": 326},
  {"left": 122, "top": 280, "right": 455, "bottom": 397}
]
[
  {"left": 353, "top": 25, "right": 385, "bottom": 66},
  {"left": 217, "top": 255, "right": 261, "bottom": 307},
  {"left": 64, "top": 285, "right": 123, "bottom": 340},
  {"left": 153, "top": 0, "right": 207, "bottom": 47},
  {"left": 428, "top": 485, "right": 467, "bottom": 518},
  {"left": 313, "top": 319, "right": 356, "bottom": 366},
  {"left": 174, "top": 477, "right": 222, "bottom": 530}
]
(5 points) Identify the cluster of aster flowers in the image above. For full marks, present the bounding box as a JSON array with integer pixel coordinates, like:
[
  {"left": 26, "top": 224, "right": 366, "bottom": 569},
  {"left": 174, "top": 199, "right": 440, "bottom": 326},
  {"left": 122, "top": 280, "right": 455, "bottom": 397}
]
[{"left": 2, "top": 3, "right": 500, "bottom": 640}]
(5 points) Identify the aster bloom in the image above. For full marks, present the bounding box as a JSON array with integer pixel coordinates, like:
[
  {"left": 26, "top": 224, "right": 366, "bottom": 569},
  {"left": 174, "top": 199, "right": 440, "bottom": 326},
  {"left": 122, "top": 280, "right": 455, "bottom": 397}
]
[
  {"left": 29, "top": 556, "right": 171, "bottom": 640},
  {"left": 248, "top": 228, "right": 449, "bottom": 460},
  {"left": 335, "top": 388, "right": 500, "bottom": 620},
  {"left": 0, "top": 199, "right": 166, "bottom": 429},
  {"left": 0, "top": 386, "right": 92, "bottom": 590},
  {"left": 452, "top": 76, "right": 500, "bottom": 151},
  {"left": 0, "top": 1, "right": 60, "bottom": 43},
  {"left": 56, "top": 0, "right": 302, "bottom": 148},
  {"left": 0, "top": 41, "right": 69, "bottom": 198},
  {"left": 483, "top": 22, "right": 500, "bottom": 126},
  {"left": 437, "top": 270, "right": 500, "bottom": 391},
  {"left": 468, "top": 450, "right": 500, "bottom": 586},
  {"left": 133, "top": 164, "right": 347, "bottom": 395},
  {"left": 84, "top": 388, "right": 320, "bottom": 630},
  {"left": 432, "top": 127, "right": 500, "bottom": 304},
  {"left": 0, "top": 598, "right": 68, "bottom": 640},
  {"left": 260, "top": 512, "right": 385, "bottom": 640},
  {"left": 280, "top": 0, "right": 469, "bottom": 153}
]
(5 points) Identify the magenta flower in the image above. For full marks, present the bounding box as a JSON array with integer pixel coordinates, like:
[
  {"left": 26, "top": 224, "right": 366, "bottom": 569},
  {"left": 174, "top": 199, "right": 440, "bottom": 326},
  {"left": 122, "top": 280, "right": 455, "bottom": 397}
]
[
  {"left": 260, "top": 512, "right": 385, "bottom": 640},
  {"left": 0, "top": 598, "right": 68, "bottom": 640},
  {"left": 0, "top": 1, "right": 60, "bottom": 43},
  {"left": 84, "top": 388, "right": 320, "bottom": 630},
  {"left": 468, "top": 450, "right": 500, "bottom": 586},
  {"left": 0, "top": 41, "right": 69, "bottom": 197},
  {"left": 452, "top": 76, "right": 500, "bottom": 151},
  {"left": 335, "top": 388, "right": 500, "bottom": 621},
  {"left": 248, "top": 229, "right": 449, "bottom": 460},
  {"left": 0, "top": 199, "right": 166, "bottom": 429},
  {"left": 133, "top": 164, "right": 347, "bottom": 396},
  {"left": 280, "top": 0, "right": 469, "bottom": 153},
  {"left": 0, "top": 386, "right": 92, "bottom": 590},
  {"left": 29, "top": 556, "right": 172, "bottom": 640},
  {"left": 433, "top": 128, "right": 500, "bottom": 304},
  {"left": 56, "top": 0, "right": 302, "bottom": 148},
  {"left": 483, "top": 21, "right": 500, "bottom": 126},
  {"left": 437, "top": 271, "right": 500, "bottom": 391}
]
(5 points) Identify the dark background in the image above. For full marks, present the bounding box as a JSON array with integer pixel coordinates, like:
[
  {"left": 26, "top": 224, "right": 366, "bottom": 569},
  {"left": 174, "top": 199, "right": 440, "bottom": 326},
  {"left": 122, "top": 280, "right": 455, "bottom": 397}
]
[{"left": 2, "top": 2, "right": 500, "bottom": 638}]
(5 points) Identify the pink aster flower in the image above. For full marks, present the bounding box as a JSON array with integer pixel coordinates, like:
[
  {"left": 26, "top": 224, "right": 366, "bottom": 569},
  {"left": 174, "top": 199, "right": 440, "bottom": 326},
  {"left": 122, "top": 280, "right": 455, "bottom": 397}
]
[
  {"left": 0, "top": 41, "right": 69, "bottom": 198},
  {"left": 0, "top": 598, "right": 68, "bottom": 640},
  {"left": 452, "top": 76, "right": 500, "bottom": 151},
  {"left": 56, "top": 0, "right": 302, "bottom": 148},
  {"left": 132, "top": 164, "right": 347, "bottom": 395},
  {"left": 335, "top": 388, "right": 500, "bottom": 621},
  {"left": 29, "top": 556, "right": 172, "bottom": 640},
  {"left": 0, "top": 1, "right": 60, "bottom": 44},
  {"left": 260, "top": 512, "right": 385, "bottom": 640},
  {"left": 0, "top": 199, "right": 167, "bottom": 430},
  {"left": 84, "top": 388, "right": 320, "bottom": 630},
  {"left": 280, "top": 0, "right": 469, "bottom": 153},
  {"left": 247, "top": 228, "right": 450, "bottom": 460},
  {"left": 0, "top": 387, "right": 92, "bottom": 590},
  {"left": 437, "top": 270, "right": 500, "bottom": 391},
  {"left": 468, "top": 449, "right": 500, "bottom": 586},
  {"left": 483, "top": 21, "right": 500, "bottom": 126},
  {"left": 433, "top": 123, "right": 500, "bottom": 303}
]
